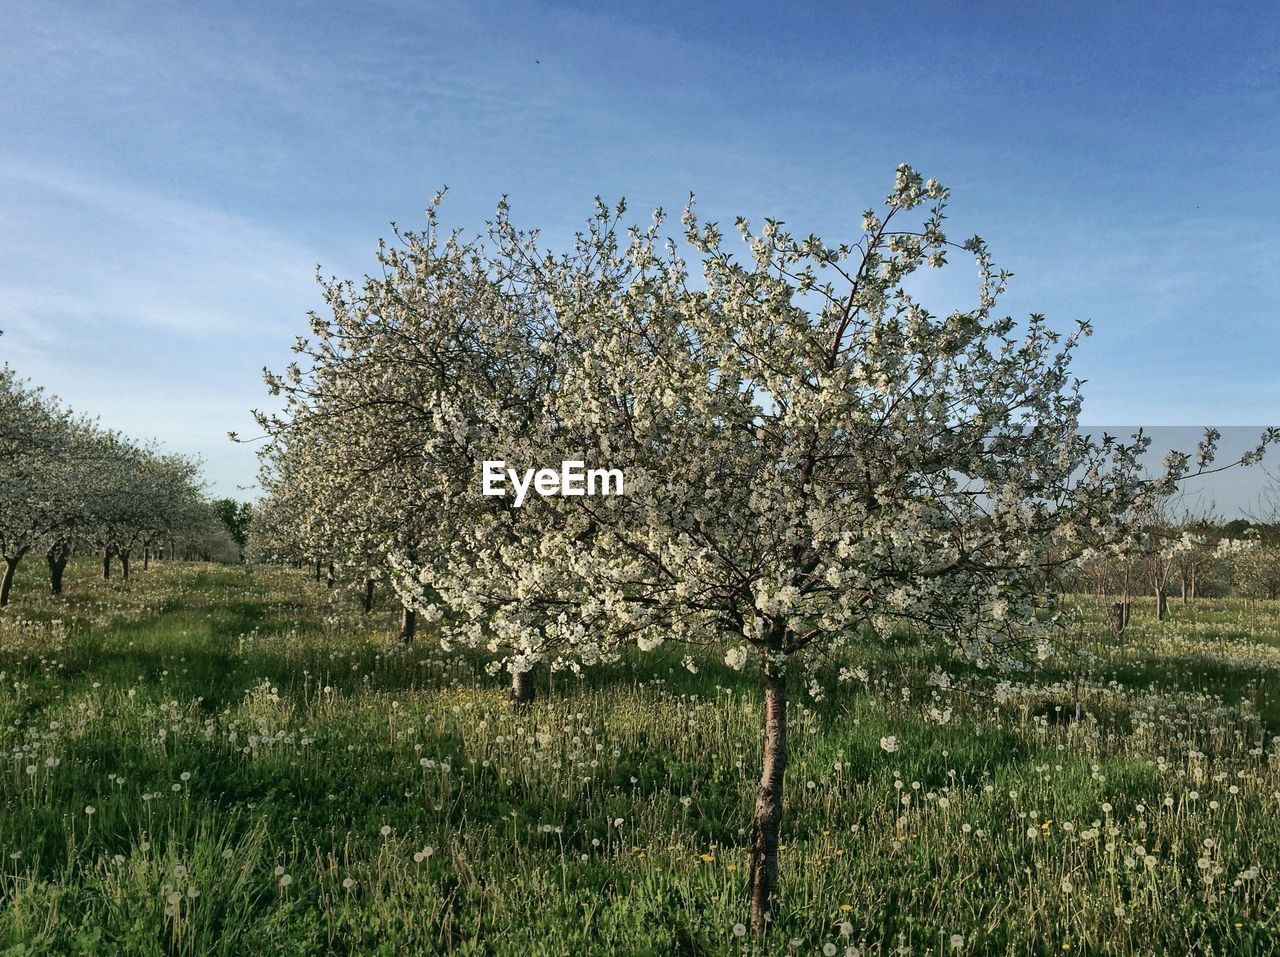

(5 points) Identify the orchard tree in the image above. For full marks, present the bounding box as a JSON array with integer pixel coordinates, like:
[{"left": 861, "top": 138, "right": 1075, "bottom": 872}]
[
  {"left": 81, "top": 433, "right": 149, "bottom": 580},
  {"left": 1216, "top": 533, "right": 1280, "bottom": 630},
  {"left": 1, "top": 357, "right": 213, "bottom": 602},
  {"left": 0, "top": 366, "right": 46, "bottom": 465},
  {"left": 135, "top": 453, "right": 207, "bottom": 569},
  {"left": 243, "top": 486, "right": 306, "bottom": 566},
  {"left": 445, "top": 167, "right": 1271, "bottom": 930},
  {"left": 211, "top": 498, "right": 253, "bottom": 562},
  {"left": 1138, "top": 503, "right": 1179, "bottom": 621},
  {"left": 75, "top": 435, "right": 205, "bottom": 581},
  {"left": 264, "top": 166, "right": 1275, "bottom": 932},
  {"left": 1077, "top": 534, "right": 1141, "bottom": 636},
  {"left": 1170, "top": 506, "right": 1220, "bottom": 604},
  {"left": 447, "top": 168, "right": 1161, "bottom": 930},
  {"left": 0, "top": 373, "right": 85, "bottom": 606},
  {"left": 253, "top": 201, "right": 569, "bottom": 661},
  {"left": 170, "top": 501, "right": 242, "bottom": 562}
]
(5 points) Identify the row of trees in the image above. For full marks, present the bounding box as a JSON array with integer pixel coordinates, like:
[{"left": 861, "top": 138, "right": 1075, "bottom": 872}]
[
  {"left": 0, "top": 339, "right": 230, "bottom": 606},
  {"left": 1072, "top": 503, "right": 1280, "bottom": 633},
  {"left": 248, "top": 168, "right": 1274, "bottom": 932}
]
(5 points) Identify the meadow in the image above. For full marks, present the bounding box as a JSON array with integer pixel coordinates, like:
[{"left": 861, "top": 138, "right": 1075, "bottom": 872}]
[{"left": 1, "top": 562, "right": 1279, "bottom": 955}]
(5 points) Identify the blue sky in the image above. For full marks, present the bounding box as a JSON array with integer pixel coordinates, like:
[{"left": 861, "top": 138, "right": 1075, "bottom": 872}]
[{"left": 1, "top": 1, "right": 1277, "bottom": 508}]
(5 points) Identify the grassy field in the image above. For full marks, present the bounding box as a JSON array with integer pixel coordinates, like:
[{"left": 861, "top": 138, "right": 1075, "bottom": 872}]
[{"left": 1, "top": 562, "right": 1279, "bottom": 955}]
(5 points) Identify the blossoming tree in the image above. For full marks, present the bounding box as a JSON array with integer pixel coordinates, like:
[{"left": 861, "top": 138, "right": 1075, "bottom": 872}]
[
  {"left": 0, "top": 363, "right": 211, "bottom": 603},
  {"left": 475, "top": 168, "right": 1140, "bottom": 930},
  {"left": 0, "top": 369, "right": 78, "bottom": 605},
  {"left": 466, "top": 167, "right": 1272, "bottom": 930},
  {"left": 258, "top": 168, "right": 1275, "bottom": 932},
  {"left": 253, "top": 202, "right": 572, "bottom": 661}
]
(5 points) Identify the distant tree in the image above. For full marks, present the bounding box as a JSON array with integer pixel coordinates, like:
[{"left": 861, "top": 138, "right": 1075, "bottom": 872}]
[
  {"left": 252, "top": 201, "right": 546, "bottom": 647},
  {"left": 1223, "top": 517, "right": 1254, "bottom": 539},
  {"left": 1, "top": 360, "right": 212, "bottom": 601},
  {"left": 1247, "top": 469, "right": 1280, "bottom": 545},
  {"left": 0, "top": 373, "right": 69, "bottom": 604},
  {"left": 1170, "top": 506, "right": 1220, "bottom": 603},
  {"left": 1077, "top": 533, "right": 1141, "bottom": 635},
  {"left": 211, "top": 498, "right": 253, "bottom": 561},
  {"left": 1214, "top": 533, "right": 1280, "bottom": 630},
  {"left": 1138, "top": 501, "right": 1181, "bottom": 621}
]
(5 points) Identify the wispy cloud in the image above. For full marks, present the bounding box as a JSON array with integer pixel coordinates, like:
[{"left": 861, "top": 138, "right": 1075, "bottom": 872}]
[{"left": 0, "top": 155, "right": 325, "bottom": 336}]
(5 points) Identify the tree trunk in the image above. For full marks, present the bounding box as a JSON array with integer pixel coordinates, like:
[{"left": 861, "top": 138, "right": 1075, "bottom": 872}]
[
  {"left": 119, "top": 550, "right": 130, "bottom": 581},
  {"left": 102, "top": 549, "right": 112, "bottom": 580},
  {"left": 510, "top": 668, "right": 535, "bottom": 706},
  {"left": 1107, "top": 601, "right": 1130, "bottom": 635},
  {"left": 363, "top": 579, "right": 375, "bottom": 613},
  {"left": 399, "top": 606, "right": 417, "bottom": 643},
  {"left": 143, "top": 548, "right": 150, "bottom": 571},
  {"left": 748, "top": 631, "right": 788, "bottom": 934},
  {"left": 0, "top": 557, "right": 18, "bottom": 607},
  {"left": 47, "top": 550, "right": 68, "bottom": 595},
  {"left": 326, "top": 562, "right": 336, "bottom": 589},
  {"left": 1156, "top": 591, "right": 1168, "bottom": 621},
  {"left": 314, "top": 559, "right": 322, "bottom": 582}
]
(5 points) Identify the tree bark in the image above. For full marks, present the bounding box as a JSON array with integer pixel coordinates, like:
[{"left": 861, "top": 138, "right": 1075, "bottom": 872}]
[
  {"left": 314, "top": 559, "right": 322, "bottom": 582},
  {"left": 102, "top": 549, "right": 112, "bottom": 580},
  {"left": 1108, "top": 601, "right": 1131, "bottom": 635},
  {"left": 143, "top": 548, "right": 150, "bottom": 571},
  {"left": 0, "top": 557, "right": 18, "bottom": 607},
  {"left": 748, "top": 631, "right": 788, "bottom": 934},
  {"left": 1156, "top": 591, "right": 1168, "bottom": 621},
  {"left": 47, "top": 550, "right": 68, "bottom": 595},
  {"left": 399, "top": 606, "right": 417, "bottom": 643},
  {"left": 510, "top": 668, "right": 535, "bottom": 706},
  {"left": 119, "top": 550, "right": 130, "bottom": 581},
  {"left": 363, "top": 579, "right": 375, "bottom": 613}
]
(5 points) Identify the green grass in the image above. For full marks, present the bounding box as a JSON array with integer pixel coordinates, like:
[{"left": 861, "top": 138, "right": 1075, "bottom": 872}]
[{"left": 2, "top": 563, "right": 1280, "bottom": 955}]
